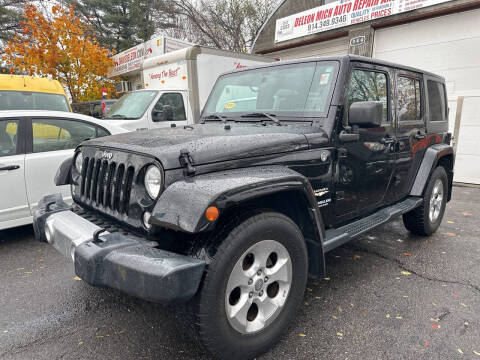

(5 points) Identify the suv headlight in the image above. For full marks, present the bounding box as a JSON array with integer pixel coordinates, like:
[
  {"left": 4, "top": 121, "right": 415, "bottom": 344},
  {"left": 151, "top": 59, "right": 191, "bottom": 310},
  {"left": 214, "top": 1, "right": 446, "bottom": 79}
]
[
  {"left": 74, "top": 152, "right": 83, "bottom": 173},
  {"left": 144, "top": 165, "right": 162, "bottom": 199}
]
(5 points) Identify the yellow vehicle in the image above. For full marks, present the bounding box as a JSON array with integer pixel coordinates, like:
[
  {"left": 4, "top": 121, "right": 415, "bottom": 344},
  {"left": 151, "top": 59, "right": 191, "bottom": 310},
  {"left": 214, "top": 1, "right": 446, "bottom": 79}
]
[
  {"left": 0, "top": 75, "right": 71, "bottom": 138},
  {"left": 0, "top": 75, "right": 70, "bottom": 112}
]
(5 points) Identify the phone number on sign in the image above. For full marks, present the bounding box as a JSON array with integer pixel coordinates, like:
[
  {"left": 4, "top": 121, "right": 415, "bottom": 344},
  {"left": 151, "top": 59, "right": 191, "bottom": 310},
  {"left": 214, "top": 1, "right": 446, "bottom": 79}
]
[{"left": 307, "top": 15, "right": 348, "bottom": 32}]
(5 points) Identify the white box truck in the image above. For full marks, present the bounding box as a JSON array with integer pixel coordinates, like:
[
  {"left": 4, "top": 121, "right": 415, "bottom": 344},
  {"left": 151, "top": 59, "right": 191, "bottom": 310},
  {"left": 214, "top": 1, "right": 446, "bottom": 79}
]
[{"left": 104, "top": 45, "right": 274, "bottom": 131}]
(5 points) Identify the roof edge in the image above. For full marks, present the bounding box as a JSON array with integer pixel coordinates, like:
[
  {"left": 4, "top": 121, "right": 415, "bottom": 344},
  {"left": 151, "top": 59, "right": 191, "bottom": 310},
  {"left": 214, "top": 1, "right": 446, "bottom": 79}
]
[{"left": 251, "top": 0, "right": 288, "bottom": 54}]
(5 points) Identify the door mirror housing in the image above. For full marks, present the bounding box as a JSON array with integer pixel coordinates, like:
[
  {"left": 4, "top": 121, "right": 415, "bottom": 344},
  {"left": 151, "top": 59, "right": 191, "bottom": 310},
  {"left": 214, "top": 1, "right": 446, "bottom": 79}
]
[
  {"left": 339, "top": 131, "right": 360, "bottom": 143},
  {"left": 349, "top": 101, "right": 383, "bottom": 128}
]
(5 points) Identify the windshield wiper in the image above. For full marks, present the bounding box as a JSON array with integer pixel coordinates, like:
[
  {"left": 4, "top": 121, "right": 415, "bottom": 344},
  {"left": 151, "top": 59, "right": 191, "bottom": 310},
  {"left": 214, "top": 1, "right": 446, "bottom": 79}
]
[
  {"left": 107, "top": 114, "right": 127, "bottom": 119},
  {"left": 201, "top": 113, "right": 233, "bottom": 123},
  {"left": 240, "top": 112, "right": 282, "bottom": 126},
  {"left": 105, "top": 114, "right": 136, "bottom": 120}
]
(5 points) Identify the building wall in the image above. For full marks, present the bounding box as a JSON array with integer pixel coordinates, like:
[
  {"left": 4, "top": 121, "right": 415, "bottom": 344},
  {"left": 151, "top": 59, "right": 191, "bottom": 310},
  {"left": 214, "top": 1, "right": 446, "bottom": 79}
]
[{"left": 252, "top": 0, "right": 480, "bottom": 57}]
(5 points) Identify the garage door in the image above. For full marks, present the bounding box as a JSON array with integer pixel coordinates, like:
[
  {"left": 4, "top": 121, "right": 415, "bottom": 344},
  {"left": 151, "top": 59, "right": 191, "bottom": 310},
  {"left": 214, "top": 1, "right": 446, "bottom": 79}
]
[
  {"left": 270, "top": 36, "right": 349, "bottom": 60},
  {"left": 373, "top": 9, "right": 480, "bottom": 184}
]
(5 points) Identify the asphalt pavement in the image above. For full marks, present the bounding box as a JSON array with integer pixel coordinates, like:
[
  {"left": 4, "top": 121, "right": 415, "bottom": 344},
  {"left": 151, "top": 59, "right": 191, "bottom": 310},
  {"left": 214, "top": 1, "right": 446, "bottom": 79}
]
[{"left": 1, "top": 186, "right": 479, "bottom": 360}]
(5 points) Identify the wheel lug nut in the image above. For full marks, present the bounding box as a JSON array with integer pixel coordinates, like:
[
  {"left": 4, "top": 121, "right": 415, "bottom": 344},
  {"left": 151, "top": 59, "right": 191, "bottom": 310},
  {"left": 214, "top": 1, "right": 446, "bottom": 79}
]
[
  {"left": 248, "top": 279, "right": 253, "bottom": 285},
  {"left": 259, "top": 290, "right": 264, "bottom": 296},
  {"left": 264, "top": 277, "right": 268, "bottom": 282},
  {"left": 249, "top": 292, "right": 253, "bottom": 298},
  {"left": 257, "top": 269, "right": 262, "bottom": 275}
]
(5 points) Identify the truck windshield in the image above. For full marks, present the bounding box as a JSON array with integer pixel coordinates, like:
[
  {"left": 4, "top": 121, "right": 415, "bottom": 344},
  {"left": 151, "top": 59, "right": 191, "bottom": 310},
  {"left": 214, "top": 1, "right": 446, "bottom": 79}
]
[
  {"left": 105, "top": 90, "right": 158, "bottom": 120},
  {"left": 0, "top": 91, "right": 70, "bottom": 112},
  {"left": 203, "top": 61, "right": 338, "bottom": 120}
]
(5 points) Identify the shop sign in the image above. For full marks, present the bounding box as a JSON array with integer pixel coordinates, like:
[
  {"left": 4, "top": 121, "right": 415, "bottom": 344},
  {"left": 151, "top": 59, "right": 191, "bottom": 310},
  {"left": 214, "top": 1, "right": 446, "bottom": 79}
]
[
  {"left": 275, "top": 0, "right": 454, "bottom": 43},
  {"left": 350, "top": 35, "right": 366, "bottom": 46},
  {"left": 110, "top": 37, "right": 190, "bottom": 77}
]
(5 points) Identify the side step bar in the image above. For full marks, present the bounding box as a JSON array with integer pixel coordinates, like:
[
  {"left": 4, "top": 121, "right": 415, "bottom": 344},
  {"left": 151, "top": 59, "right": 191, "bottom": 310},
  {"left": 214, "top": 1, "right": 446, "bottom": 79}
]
[{"left": 323, "top": 197, "right": 423, "bottom": 252}]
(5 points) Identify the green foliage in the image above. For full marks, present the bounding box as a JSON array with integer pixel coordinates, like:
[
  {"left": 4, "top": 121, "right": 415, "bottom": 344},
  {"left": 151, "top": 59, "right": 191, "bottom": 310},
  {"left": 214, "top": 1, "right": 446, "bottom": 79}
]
[
  {"left": 60, "top": 0, "right": 175, "bottom": 52},
  {"left": 0, "top": 0, "right": 26, "bottom": 45}
]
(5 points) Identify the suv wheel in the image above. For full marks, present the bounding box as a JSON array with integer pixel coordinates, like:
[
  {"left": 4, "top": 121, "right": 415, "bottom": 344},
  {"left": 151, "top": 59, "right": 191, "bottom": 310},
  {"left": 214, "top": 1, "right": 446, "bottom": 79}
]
[
  {"left": 187, "top": 212, "right": 308, "bottom": 360},
  {"left": 403, "top": 166, "right": 448, "bottom": 236}
]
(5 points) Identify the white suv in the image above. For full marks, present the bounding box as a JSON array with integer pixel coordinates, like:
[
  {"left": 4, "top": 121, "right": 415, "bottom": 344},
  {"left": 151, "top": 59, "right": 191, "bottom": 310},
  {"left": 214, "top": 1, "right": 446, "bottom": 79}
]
[{"left": 0, "top": 110, "right": 126, "bottom": 230}]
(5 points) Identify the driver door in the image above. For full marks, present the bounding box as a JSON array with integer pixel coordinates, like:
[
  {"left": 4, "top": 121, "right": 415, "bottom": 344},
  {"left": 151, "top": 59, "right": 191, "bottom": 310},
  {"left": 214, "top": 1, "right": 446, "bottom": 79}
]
[
  {"left": 334, "top": 64, "right": 396, "bottom": 222},
  {"left": 149, "top": 91, "right": 189, "bottom": 129}
]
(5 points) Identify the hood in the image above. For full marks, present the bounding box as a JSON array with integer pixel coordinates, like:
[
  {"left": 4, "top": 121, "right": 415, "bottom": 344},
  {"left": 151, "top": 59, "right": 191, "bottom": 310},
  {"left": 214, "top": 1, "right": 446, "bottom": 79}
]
[{"left": 83, "top": 123, "right": 325, "bottom": 170}]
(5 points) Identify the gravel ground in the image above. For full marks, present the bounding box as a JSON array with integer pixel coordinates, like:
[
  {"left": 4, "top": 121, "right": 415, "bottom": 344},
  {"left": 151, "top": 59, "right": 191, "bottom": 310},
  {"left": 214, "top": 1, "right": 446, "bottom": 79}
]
[{"left": 1, "top": 186, "right": 479, "bottom": 360}]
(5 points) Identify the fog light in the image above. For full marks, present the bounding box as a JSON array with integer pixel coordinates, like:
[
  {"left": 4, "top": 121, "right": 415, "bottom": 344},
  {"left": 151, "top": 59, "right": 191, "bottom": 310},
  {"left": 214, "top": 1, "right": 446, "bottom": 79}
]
[{"left": 143, "top": 211, "right": 152, "bottom": 230}]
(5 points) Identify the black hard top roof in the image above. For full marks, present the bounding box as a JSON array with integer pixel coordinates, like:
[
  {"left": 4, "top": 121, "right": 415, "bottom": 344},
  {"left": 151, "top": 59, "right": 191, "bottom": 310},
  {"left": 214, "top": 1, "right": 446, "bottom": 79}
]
[{"left": 230, "top": 54, "right": 445, "bottom": 81}]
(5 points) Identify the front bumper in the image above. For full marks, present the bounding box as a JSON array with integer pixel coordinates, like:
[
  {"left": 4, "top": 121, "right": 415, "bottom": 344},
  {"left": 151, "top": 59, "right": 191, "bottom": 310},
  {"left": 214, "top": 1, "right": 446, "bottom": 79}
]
[{"left": 33, "top": 194, "right": 205, "bottom": 303}]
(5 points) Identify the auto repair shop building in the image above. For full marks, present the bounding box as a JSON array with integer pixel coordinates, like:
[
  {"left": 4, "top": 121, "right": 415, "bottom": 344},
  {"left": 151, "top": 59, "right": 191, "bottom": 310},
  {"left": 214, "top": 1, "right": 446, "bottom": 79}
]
[{"left": 252, "top": 0, "right": 480, "bottom": 184}]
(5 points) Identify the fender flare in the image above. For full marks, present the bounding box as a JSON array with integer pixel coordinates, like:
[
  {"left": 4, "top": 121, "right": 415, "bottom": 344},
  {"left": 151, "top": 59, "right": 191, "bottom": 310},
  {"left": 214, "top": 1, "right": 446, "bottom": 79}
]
[
  {"left": 150, "top": 165, "right": 326, "bottom": 277},
  {"left": 410, "top": 143, "right": 454, "bottom": 198}
]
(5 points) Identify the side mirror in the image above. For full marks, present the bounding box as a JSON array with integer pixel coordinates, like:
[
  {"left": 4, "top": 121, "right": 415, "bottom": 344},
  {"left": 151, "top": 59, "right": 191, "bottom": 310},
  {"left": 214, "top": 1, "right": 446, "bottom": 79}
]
[
  {"left": 349, "top": 101, "right": 383, "bottom": 128},
  {"left": 339, "top": 131, "right": 359, "bottom": 143},
  {"left": 152, "top": 105, "right": 174, "bottom": 122}
]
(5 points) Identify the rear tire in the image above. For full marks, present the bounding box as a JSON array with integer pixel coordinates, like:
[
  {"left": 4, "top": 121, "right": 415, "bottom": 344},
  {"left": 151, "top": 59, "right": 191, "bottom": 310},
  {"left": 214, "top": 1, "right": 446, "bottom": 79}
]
[
  {"left": 185, "top": 212, "right": 308, "bottom": 360},
  {"left": 403, "top": 166, "right": 448, "bottom": 236}
]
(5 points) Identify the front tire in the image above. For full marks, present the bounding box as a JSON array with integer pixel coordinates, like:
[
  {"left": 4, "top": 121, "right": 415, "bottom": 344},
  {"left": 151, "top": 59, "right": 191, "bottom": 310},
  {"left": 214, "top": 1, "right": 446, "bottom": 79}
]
[
  {"left": 190, "top": 212, "right": 308, "bottom": 360},
  {"left": 403, "top": 166, "right": 448, "bottom": 236}
]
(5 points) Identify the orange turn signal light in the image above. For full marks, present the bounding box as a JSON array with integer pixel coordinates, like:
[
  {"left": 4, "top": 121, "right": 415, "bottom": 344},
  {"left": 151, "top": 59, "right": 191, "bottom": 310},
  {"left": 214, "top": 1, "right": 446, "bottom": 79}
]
[{"left": 205, "top": 206, "right": 219, "bottom": 221}]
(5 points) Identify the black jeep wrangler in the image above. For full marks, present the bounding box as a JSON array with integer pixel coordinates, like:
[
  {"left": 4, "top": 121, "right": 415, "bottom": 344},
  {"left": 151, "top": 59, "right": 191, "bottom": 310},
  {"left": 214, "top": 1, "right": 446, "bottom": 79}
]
[{"left": 34, "top": 55, "right": 454, "bottom": 359}]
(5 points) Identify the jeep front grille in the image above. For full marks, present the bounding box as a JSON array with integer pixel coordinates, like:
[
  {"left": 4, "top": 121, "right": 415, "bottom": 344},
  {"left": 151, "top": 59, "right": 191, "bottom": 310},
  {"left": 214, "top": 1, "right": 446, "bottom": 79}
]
[{"left": 80, "top": 156, "right": 135, "bottom": 215}]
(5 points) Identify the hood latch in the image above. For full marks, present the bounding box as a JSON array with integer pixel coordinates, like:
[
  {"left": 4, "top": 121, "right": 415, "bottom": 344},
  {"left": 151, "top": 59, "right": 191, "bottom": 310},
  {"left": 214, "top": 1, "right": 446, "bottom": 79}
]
[{"left": 179, "top": 149, "right": 196, "bottom": 176}]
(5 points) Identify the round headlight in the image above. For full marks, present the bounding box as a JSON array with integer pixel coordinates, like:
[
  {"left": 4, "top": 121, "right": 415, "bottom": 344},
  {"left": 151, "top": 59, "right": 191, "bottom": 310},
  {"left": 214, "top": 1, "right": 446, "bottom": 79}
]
[
  {"left": 144, "top": 165, "right": 162, "bottom": 199},
  {"left": 75, "top": 152, "right": 83, "bottom": 173}
]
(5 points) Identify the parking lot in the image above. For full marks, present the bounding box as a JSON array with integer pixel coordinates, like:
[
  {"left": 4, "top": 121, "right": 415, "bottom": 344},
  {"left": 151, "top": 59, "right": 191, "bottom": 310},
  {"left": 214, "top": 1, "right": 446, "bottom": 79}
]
[{"left": 1, "top": 185, "right": 479, "bottom": 360}]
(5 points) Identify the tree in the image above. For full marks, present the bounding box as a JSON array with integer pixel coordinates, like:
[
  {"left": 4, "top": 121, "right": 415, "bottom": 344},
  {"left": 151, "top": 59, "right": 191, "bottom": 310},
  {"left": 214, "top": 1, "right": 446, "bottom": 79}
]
[
  {"left": 169, "top": 0, "right": 278, "bottom": 53},
  {"left": 0, "top": 0, "right": 27, "bottom": 47},
  {"left": 3, "top": 4, "right": 116, "bottom": 102},
  {"left": 60, "top": 0, "right": 176, "bottom": 53}
]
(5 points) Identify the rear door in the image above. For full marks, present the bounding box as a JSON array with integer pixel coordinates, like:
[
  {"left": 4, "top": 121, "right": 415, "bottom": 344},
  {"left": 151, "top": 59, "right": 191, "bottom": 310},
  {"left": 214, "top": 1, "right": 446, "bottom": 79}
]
[
  {"left": 0, "top": 117, "right": 29, "bottom": 227},
  {"left": 24, "top": 117, "right": 110, "bottom": 213},
  {"left": 391, "top": 70, "right": 427, "bottom": 202}
]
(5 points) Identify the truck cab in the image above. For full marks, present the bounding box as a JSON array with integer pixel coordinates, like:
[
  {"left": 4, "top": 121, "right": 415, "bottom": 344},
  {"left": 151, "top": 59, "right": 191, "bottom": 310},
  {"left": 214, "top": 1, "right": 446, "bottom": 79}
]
[{"left": 103, "top": 45, "right": 274, "bottom": 131}]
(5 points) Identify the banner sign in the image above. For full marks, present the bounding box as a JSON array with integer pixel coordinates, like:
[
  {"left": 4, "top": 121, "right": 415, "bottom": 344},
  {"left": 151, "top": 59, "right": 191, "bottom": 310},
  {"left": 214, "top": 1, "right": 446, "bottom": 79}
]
[
  {"left": 110, "top": 37, "right": 191, "bottom": 77},
  {"left": 275, "top": 0, "right": 453, "bottom": 43}
]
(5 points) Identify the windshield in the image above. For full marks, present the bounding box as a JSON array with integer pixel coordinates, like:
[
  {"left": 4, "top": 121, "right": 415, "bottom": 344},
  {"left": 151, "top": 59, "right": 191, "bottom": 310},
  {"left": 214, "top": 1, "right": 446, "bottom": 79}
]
[
  {"left": 0, "top": 91, "right": 70, "bottom": 112},
  {"left": 105, "top": 90, "right": 157, "bottom": 119},
  {"left": 203, "top": 61, "right": 338, "bottom": 120}
]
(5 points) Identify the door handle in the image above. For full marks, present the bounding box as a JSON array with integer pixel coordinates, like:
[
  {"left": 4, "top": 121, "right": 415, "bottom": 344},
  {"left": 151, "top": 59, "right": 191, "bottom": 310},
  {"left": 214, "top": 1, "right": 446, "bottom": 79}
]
[
  {"left": 0, "top": 165, "right": 20, "bottom": 171},
  {"left": 414, "top": 131, "right": 427, "bottom": 140}
]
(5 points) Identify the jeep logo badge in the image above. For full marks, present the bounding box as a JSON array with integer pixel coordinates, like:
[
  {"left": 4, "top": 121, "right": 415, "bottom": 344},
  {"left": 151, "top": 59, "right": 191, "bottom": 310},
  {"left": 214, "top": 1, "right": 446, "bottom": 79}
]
[{"left": 100, "top": 150, "right": 113, "bottom": 160}]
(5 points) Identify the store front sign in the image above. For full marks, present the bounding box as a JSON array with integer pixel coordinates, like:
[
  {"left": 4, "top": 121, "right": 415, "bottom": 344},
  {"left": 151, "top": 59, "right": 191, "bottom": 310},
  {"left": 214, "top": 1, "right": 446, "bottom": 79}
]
[
  {"left": 110, "top": 37, "right": 190, "bottom": 77},
  {"left": 275, "top": 0, "right": 453, "bottom": 43}
]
